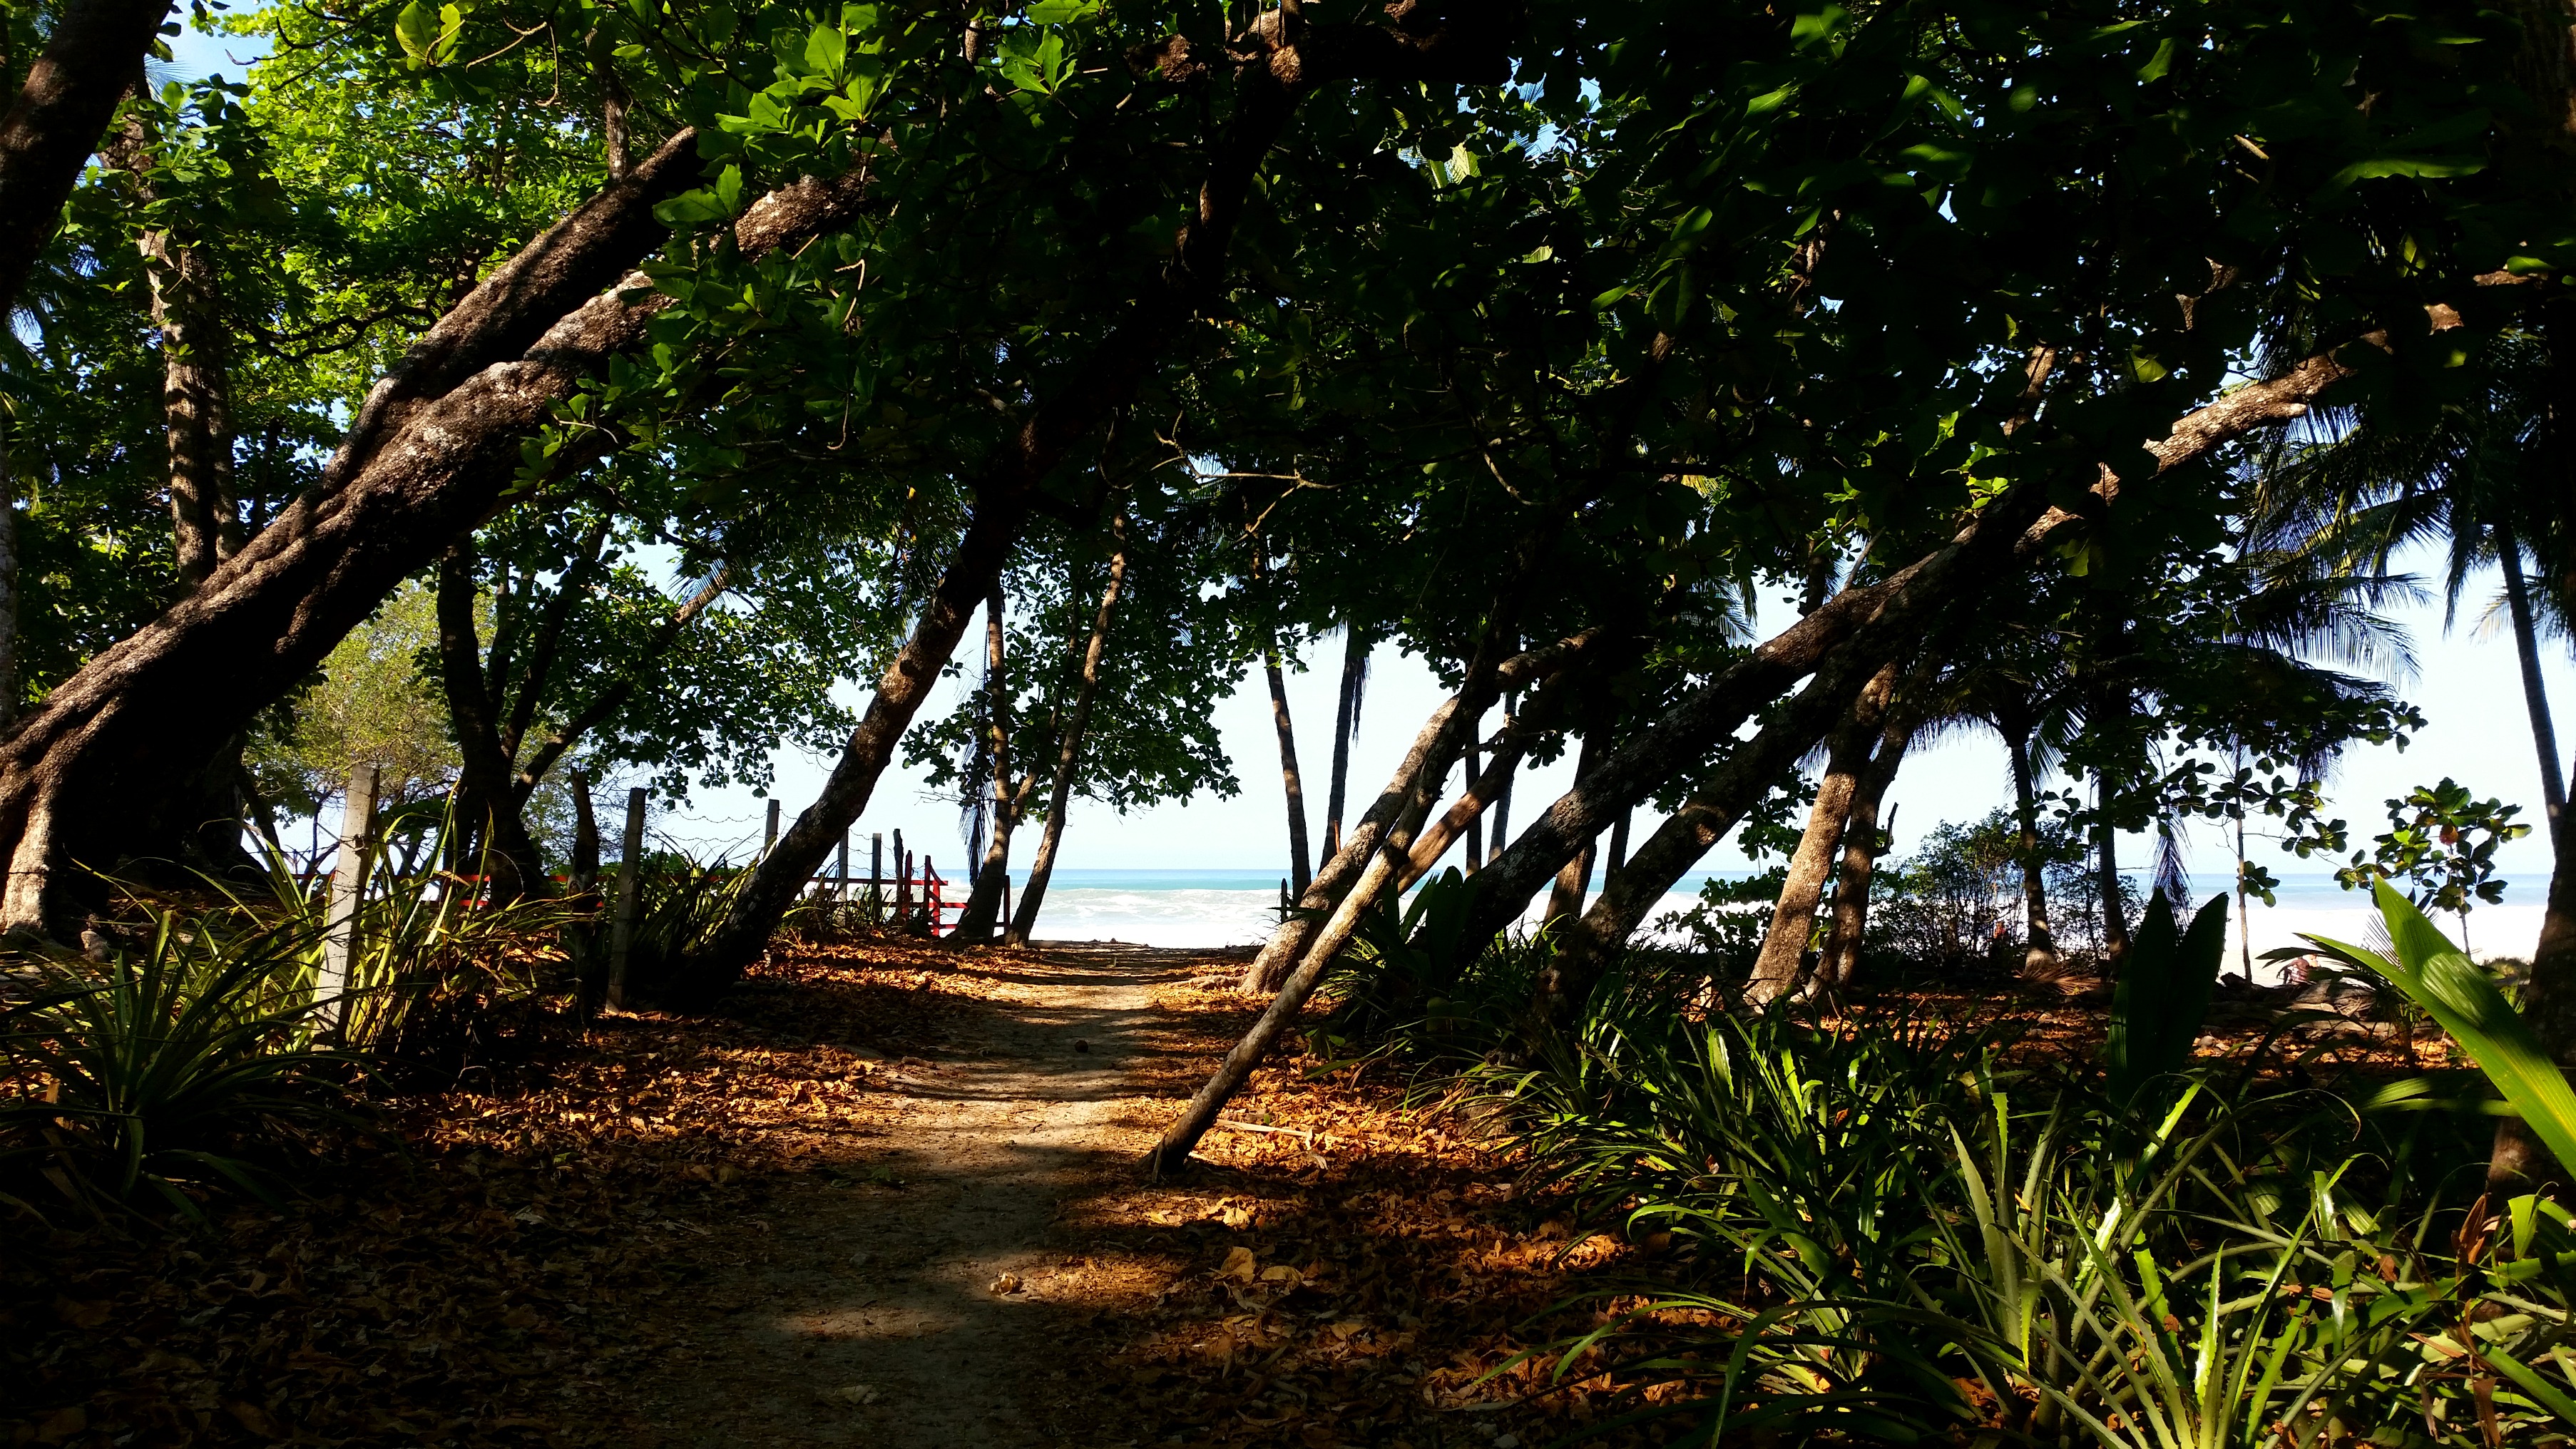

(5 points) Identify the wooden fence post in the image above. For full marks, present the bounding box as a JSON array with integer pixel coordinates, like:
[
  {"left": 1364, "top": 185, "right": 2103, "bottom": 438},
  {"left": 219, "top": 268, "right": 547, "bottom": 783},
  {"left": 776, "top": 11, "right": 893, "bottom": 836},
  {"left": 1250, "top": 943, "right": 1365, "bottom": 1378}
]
[
  {"left": 836, "top": 831, "right": 850, "bottom": 901},
  {"left": 315, "top": 763, "right": 379, "bottom": 1042},
  {"left": 870, "top": 832, "right": 884, "bottom": 923},
  {"left": 764, "top": 799, "right": 780, "bottom": 857},
  {"left": 608, "top": 787, "right": 647, "bottom": 1010}
]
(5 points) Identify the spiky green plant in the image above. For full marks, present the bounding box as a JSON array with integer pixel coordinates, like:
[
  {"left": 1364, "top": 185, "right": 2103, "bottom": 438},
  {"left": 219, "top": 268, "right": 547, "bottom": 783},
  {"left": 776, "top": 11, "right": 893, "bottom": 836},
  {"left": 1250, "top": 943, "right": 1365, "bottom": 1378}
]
[{"left": 0, "top": 905, "right": 363, "bottom": 1219}]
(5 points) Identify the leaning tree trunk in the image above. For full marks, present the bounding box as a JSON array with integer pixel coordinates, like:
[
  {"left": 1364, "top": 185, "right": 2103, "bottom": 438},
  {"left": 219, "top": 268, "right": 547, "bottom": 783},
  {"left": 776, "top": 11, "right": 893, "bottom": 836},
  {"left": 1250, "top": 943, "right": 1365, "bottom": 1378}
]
[
  {"left": 0, "top": 135, "right": 868, "bottom": 936},
  {"left": 1543, "top": 733, "right": 1605, "bottom": 929},
  {"left": 682, "top": 10, "right": 1515, "bottom": 995},
  {"left": 1746, "top": 663, "right": 1901, "bottom": 1003},
  {"left": 1152, "top": 618, "right": 1528, "bottom": 1176},
  {"left": 1007, "top": 525, "right": 1130, "bottom": 946},
  {"left": 2008, "top": 728, "right": 2058, "bottom": 973},
  {"left": 1232, "top": 628, "right": 1598, "bottom": 995},
  {"left": 0, "top": 0, "right": 179, "bottom": 319},
  {"left": 1264, "top": 641, "right": 1315, "bottom": 897},
  {"left": 1817, "top": 712, "right": 1916, "bottom": 989},
  {"left": 1321, "top": 627, "right": 1367, "bottom": 859}
]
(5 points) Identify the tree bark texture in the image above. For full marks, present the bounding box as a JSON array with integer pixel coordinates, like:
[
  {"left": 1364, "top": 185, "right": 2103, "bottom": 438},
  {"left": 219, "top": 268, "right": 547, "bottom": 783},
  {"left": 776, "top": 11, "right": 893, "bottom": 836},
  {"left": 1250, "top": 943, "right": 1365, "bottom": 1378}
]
[
  {"left": 137, "top": 213, "right": 240, "bottom": 588},
  {"left": 1264, "top": 643, "right": 1314, "bottom": 897},
  {"left": 1233, "top": 630, "right": 1597, "bottom": 995},
  {"left": 0, "top": 0, "right": 175, "bottom": 317},
  {"left": 1745, "top": 662, "right": 1901, "bottom": 1003},
  {"left": 681, "top": 6, "right": 1514, "bottom": 993},
  {"left": 0, "top": 134, "right": 883, "bottom": 935},
  {"left": 1007, "top": 524, "right": 1130, "bottom": 946},
  {"left": 1322, "top": 628, "right": 1367, "bottom": 859}
]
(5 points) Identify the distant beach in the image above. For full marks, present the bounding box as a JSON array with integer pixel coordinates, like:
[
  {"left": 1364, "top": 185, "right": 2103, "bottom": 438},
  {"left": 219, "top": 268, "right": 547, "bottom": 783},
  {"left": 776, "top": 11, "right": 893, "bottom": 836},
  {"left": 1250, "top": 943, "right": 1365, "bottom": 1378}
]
[{"left": 1015, "top": 868, "right": 2555, "bottom": 968}]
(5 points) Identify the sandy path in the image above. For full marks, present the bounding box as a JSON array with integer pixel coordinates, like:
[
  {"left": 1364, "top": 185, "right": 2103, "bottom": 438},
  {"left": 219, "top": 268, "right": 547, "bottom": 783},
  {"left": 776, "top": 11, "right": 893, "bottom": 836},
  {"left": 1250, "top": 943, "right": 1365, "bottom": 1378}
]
[{"left": 633, "top": 943, "right": 1221, "bottom": 1447}]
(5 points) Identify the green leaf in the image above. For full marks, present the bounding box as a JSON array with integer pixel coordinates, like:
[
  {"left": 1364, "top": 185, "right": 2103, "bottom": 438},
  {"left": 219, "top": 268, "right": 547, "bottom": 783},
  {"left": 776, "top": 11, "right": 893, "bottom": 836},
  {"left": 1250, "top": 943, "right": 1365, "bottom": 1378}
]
[
  {"left": 2311, "top": 882, "right": 2576, "bottom": 1176},
  {"left": 2105, "top": 893, "right": 2229, "bottom": 1107},
  {"left": 714, "top": 164, "right": 744, "bottom": 216},
  {"left": 1024, "top": 0, "right": 1094, "bottom": 21},
  {"left": 805, "top": 24, "right": 847, "bottom": 81},
  {"left": 394, "top": 0, "right": 439, "bottom": 66}
]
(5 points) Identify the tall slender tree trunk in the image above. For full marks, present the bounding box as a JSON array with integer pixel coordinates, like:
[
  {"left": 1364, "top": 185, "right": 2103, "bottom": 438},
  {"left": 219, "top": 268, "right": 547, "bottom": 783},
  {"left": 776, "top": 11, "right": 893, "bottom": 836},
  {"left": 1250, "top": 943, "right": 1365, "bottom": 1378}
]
[
  {"left": 0, "top": 409, "right": 20, "bottom": 732},
  {"left": 2492, "top": 4, "right": 2576, "bottom": 1189},
  {"left": 1747, "top": 663, "right": 1900, "bottom": 1003},
  {"left": 2009, "top": 729, "right": 2057, "bottom": 973},
  {"left": 1819, "top": 725, "right": 1909, "bottom": 989},
  {"left": 138, "top": 217, "right": 238, "bottom": 587},
  {"left": 1007, "top": 524, "right": 1130, "bottom": 946},
  {"left": 956, "top": 588, "right": 1022, "bottom": 941},
  {"left": 435, "top": 545, "right": 547, "bottom": 904},
  {"left": 1486, "top": 690, "right": 1518, "bottom": 854},
  {"left": 2500, "top": 522, "right": 2566, "bottom": 850},
  {"left": 2096, "top": 794, "right": 2131, "bottom": 973},
  {"left": 1264, "top": 643, "right": 1314, "bottom": 897},
  {"left": 1322, "top": 628, "right": 1367, "bottom": 859}
]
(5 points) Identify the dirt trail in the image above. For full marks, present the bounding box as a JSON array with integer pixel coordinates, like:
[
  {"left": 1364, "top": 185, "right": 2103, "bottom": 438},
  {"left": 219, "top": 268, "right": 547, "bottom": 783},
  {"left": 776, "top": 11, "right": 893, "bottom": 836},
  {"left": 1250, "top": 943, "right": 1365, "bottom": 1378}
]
[{"left": 635, "top": 942, "right": 1224, "bottom": 1447}]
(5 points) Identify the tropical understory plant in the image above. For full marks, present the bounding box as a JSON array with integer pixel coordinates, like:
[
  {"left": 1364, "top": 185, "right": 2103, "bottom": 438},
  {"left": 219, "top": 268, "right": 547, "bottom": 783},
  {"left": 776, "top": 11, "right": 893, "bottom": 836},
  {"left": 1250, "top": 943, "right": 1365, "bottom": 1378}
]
[
  {"left": 0, "top": 821, "right": 579, "bottom": 1221},
  {"left": 1428, "top": 891, "right": 2576, "bottom": 1446}
]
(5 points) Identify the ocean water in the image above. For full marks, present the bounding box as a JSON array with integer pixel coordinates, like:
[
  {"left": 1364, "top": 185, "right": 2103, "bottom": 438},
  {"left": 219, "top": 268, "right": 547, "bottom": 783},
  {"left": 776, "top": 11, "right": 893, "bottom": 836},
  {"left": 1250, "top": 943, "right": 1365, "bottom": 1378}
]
[{"left": 1003, "top": 868, "right": 2558, "bottom": 965}]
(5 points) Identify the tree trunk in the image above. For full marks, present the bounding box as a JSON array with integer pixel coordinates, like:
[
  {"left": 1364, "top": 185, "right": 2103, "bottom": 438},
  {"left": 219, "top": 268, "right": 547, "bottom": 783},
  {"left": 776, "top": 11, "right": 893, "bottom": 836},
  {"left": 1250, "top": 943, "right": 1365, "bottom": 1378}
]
[
  {"left": 0, "top": 0, "right": 177, "bottom": 318},
  {"left": 436, "top": 545, "right": 547, "bottom": 904},
  {"left": 680, "top": 10, "right": 1518, "bottom": 992},
  {"left": 1399, "top": 727, "right": 1528, "bottom": 891},
  {"left": 1463, "top": 739, "right": 1485, "bottom": 871},
  {"left": 2500, "top": 521, "right": 2566, "bottom": 851},
  {"left": 954, "top": 588, "right": 1018, "bottom": 942},
  {"left": 2009, "top": 729, "right": 2057, "bottom": 973},
  {"left": 1819, "top": 724, "right": 1911, "bottom": 989},
  {"left": 1153, "top": 619, "right": 1528, "bottom": 1175},
  {"left": 1264, "top": 642, "right": 1314, "bottom": 897},
  {"left": 0, "top": 409, "right": 21, "bottom": 732},
  {"left": 0, "top": 135, "right": 849, "bottom": 936},
  {"left": 136, "top": 209, "right": 239, "bottom": 588},
  {"left": 1486, "top": 690, "right": 1518, "bottom": 854},
  {"left": 1233, "top": 628, "right": 1598, "bottom": 995},
  {"left": 1007, "top": 523, "right": 1130, "bottom": 946},
  {"left": 2096, "top": 797, "right": 2131, "bottom": 972},
  {"left": 1543, "top": 733, "right": 1605, "bottom": 928},
  {"left": 1747, "top": 662, "right": 1900, "bottom": 1003},
  {"left": 1322, "top": 628, "right": 1367, "bottom": 859}
]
